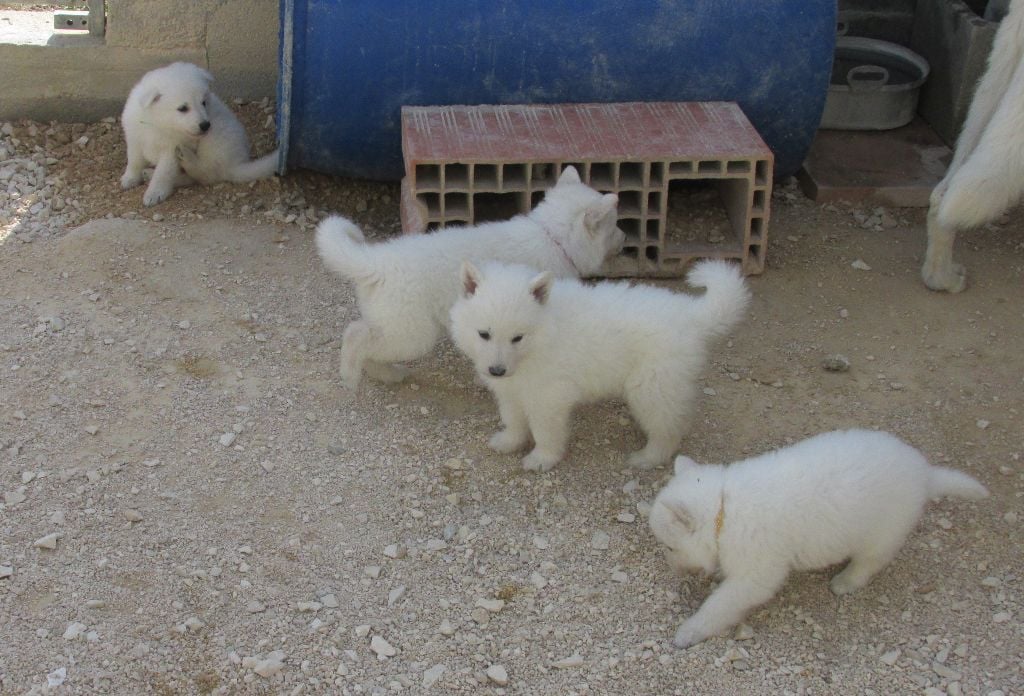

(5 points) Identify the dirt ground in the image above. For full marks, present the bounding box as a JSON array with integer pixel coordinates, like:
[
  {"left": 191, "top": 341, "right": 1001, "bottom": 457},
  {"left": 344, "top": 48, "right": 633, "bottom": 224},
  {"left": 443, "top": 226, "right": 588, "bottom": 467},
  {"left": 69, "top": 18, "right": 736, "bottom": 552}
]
[{"left": 0, "top": 106, "right": 1022, "bottom": 696}]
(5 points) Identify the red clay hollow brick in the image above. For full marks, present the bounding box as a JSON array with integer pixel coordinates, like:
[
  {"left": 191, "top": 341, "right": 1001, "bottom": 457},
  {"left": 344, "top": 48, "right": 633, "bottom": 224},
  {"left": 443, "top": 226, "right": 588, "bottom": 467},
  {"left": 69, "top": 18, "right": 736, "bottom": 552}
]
[{"left": 401, "top": 102, "right": 773, "bottom": 277}]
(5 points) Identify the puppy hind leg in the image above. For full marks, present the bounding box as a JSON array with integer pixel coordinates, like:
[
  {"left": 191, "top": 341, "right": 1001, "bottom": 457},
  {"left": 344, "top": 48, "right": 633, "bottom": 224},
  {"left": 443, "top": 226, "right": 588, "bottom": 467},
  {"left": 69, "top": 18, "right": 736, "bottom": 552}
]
[
  {"left": 625, "top": 377, "right": 690, "bottom": 469},
  {"left": 338, "top": 320, "right": 373, "bottom": 390},
  {"left": 363, "top": 361, "right": 412, "bottom": 384},
  {"left": 829, "top": 537, "right": 906, "bottom": 595},
  {"left": 673, "top": 572, "right": 786, "bottom": 648},
  {"left": 921, "top": 207, "right": 966, "bottom": 293}
]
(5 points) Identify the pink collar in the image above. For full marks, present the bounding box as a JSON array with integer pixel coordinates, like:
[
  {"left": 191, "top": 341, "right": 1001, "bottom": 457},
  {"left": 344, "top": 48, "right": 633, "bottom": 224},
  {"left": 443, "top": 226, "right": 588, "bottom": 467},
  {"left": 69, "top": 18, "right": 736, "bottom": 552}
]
[{"left": 540, "top": 223, "right": 580, "bottom": 276}]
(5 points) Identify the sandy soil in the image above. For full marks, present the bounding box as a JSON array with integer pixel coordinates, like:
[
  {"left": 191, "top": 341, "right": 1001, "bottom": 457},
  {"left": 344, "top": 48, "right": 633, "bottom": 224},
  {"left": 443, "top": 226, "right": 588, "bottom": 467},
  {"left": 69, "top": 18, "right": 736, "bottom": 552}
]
[{"left": 0, "top": 107, "right": 1021, "bottom": 695}]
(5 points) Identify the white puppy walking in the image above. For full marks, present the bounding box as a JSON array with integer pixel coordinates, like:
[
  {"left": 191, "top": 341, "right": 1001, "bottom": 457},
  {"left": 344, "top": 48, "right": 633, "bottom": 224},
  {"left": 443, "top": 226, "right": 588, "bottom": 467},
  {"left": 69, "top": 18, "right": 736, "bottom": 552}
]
[
  {"left": 315, "top": 167, "right": 624, "bottom": 390},
  {"left": 922, "top": 0, "right": 1024, "bottom": 292},
  {"left": 120, "top": 62, "right": 278, "bottom": 206},
  {"left": 449, "top": 259, "right": 749, "bottom": 471},
  {"left": 649, "top": 429, "right": 989, "bottom": 648}
]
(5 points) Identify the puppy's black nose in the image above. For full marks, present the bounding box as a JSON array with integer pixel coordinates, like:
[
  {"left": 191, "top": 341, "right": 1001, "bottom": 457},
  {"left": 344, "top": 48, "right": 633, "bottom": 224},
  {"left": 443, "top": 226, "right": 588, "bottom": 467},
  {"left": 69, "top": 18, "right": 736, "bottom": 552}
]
[
  {"left": 488, "top": 365, "right": 506, "bottom": 377},
  {"left": 199, "top": 121, "right": 211, "bottom": 133}
]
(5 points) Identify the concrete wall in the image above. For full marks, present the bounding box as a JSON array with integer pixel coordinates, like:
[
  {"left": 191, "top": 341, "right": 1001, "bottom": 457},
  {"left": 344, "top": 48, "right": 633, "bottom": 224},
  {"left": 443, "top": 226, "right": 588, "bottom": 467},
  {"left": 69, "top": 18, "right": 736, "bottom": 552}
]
[{"left": 0, "top": 0, "right": 279, "bottom": 122}]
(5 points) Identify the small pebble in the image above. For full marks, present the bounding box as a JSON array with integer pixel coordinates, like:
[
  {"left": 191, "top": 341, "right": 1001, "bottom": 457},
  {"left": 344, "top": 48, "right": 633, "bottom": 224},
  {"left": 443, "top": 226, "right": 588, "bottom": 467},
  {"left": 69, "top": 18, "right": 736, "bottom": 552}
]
[
  {"left": 485, "top": 664, "right": 508, "bottom": 685},
  {"left": 34, "top": 533, "right": 60, "bottom": 550},
  {"left": 590, "top": 531, "right": 610, "bottom": 550},
  {"left": 822, "top": 354, "right": 850, "bottom": 372},
  {"left": 370, "top": 635, "right": 397, "bottom": 658},
  {"left": 422, "top": 664, "right": 445, "bottom": 689},
  {"left": 552, "top": 654, "right": 584, "bottom": 669}
]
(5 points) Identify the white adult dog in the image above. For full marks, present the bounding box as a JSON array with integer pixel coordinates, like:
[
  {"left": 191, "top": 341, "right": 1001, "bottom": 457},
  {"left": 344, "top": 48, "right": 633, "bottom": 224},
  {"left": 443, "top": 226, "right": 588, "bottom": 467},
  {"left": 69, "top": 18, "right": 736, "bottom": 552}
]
[
  {"left": 449, "top": 259, "right": 749, "bottom": 471},
  {"left": 922, "top": 0, "right": 1024, "bottom": 292},
  {"left": 120, "top": 62, "right": 279, "bottom": 206},
  {"left": 315, "top": 166, "right": 624, "bottom": 390},
  {"left": 649, "top": 429, "right": 988, "bottom": 648}
]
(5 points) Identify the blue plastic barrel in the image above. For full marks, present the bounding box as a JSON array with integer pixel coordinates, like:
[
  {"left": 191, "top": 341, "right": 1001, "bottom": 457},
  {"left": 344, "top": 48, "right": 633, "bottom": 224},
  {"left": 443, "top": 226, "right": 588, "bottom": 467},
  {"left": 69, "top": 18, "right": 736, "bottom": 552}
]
[{"left": 278, "top": 1, "right": 836, "bottom": 180}]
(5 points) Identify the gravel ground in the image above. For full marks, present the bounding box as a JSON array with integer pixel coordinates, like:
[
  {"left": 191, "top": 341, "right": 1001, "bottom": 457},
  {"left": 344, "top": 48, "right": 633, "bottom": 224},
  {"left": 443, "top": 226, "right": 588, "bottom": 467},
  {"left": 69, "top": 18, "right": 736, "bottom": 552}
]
[{"left": 1, "top": 103, "right": 1022, "bottom": 696}]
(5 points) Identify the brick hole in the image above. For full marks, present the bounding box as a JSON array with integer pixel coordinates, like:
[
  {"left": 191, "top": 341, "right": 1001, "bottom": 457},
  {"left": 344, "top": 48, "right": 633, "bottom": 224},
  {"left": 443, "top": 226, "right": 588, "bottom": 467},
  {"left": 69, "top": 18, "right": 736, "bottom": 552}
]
[
  {"left": 697, "top": 160, "right": 723, "bottom": 175},
  {"left": 752, "top": 189, "right": 766, "bottom": 214},
  {"left": 473, "top": 193, "right": 522, "bottom": 224},
  {"left": 644, "top": 246, "right": 660, "bottom": 262},
  {"left": 644, "top": 219, "right": 661, "bottom": 245},
  {"left": 474, "top": 164, "right": 499, "bottom": 190},
  {"left": 755, "top": 160, "right": 770, "bottom": 186},
  {"left": 618, "top": 190, "right": 642, "bottom": 217},
  {"left": 590, "top": 162, "right": 615, "bottom": 190},
  {"left": 530, "top": 163, "right": 558, "bottom": 188},
  {"left": 530, "top": 190, "right": 546, "bottom": 208},
  {"left": 617, "top": 217, "right": 642, "bottom": 247},
  {"left": 668, "top": 161, "right": 694, "bottom": 177},
  {"left": 664, "top": 180, "right": 737, "bottom": 253},
  {"left": 650, "top": 162, "right": 665, "bottom": 188},
  {"left": 502, "top": 164, "right": 528, "bottom": 191},
  {"left": 750, "top": 216, "right": 765, "bottom": 242},
  {"left": 726, "top": 160, "right": 751, "bottom": 174},
  {"left": 444, "top": 192, "right": 469, "bottom": 220},
  {"left": 647, "top": 191, "right": 662, "bottom": 216},
  {"left": 416, "top": 164, "right": 441, "bottom": 190},
  {"left": 419, "top": 192, "right": 441, "bottom": 218},
  {"left": 619, "top": 162, "right": 644, "bottom": 189},
  {"left": 445, "top": 163, "right": 470, "bottom": 189}
]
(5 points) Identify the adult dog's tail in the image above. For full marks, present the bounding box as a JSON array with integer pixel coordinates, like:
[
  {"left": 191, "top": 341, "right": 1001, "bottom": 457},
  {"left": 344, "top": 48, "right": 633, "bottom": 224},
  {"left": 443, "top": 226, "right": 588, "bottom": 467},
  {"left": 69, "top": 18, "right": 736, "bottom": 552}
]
[
  {"left": 928, "top": 466, "right": 989, "bottom": 501},
  {"left": 228, "top": 149, "right": 280, "bottom": 183},
  {"left": 315, "top": 215, "right": 377, "bottom": 282},
  {"left": 686, "top": 260, "right": 751, "bottom": 338}
]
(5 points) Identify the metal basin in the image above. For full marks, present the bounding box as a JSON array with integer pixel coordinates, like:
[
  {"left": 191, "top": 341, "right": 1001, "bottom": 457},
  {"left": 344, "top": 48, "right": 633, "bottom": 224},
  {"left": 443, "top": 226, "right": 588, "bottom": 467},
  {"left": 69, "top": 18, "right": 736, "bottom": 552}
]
[{"left": 821, "top": 37, "right": 930, "bottom": 130}]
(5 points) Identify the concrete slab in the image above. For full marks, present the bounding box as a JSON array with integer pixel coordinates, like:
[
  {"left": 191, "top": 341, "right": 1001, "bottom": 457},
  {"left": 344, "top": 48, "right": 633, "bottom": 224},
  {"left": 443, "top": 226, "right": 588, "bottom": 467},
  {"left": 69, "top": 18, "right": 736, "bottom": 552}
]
[{"left": 797, "top": 118, "right": 951, "bottom": 207}]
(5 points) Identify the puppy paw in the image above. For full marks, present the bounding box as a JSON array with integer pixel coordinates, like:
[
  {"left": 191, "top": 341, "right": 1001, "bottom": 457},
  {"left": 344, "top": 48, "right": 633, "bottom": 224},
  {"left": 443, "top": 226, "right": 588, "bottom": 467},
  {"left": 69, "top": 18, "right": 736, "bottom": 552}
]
[
  {"left": 121, "top": 172, "right": 144, "bottom": 190},
  {"left": 829, "top": 570, "right": 865, "bottom": 596},
  {"left": 142, "top": 185, "right": 171, "bottom": 207},
  {"left": 522, "top": 450, "right": 559, "bottom": 472},
  {"left": 627, "top": 448, "right": 671, "bottom": 470},
  {"left": 921, "top": 262, "right": 967, "bottom": 293},
  {"left": 673, "top": 620, "right": 711, "bottom": 649},
  {"left": 364, "top": 362, "right": 410, "bottom": 384},
  {"left": 174, "top": 144, "right": 199, "bottom": 165},
  {"left": 488, "top": 430, "right": 529, "bottom": 454}
]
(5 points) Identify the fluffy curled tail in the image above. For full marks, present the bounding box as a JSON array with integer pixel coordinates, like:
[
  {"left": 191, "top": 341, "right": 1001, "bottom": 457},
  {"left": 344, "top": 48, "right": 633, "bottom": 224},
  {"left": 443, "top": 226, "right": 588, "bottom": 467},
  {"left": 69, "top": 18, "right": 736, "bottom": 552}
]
[
  {"left": 928, "top": 466, "right": 989, "bottom": 500},
  {"left": 227, "top": 149, "right": 280, "bottom": 183},
  {"left": 315, "top": 215, "right": 375, "bottom": 281},
  {"left": 686, "top": 260, "right": 751, "bottom": 337}
]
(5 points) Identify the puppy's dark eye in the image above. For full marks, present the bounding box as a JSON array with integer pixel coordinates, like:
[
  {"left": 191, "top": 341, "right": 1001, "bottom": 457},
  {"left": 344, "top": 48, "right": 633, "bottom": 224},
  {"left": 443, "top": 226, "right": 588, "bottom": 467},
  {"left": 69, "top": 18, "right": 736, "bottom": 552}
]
[
  {"left": 178, "top": 105, "right": 189, "bottom": 113},
  {"left": 478, "top": 331, "right": 490, "bottom": 341},
  {"left": 511, "top": 334, "right": 523, "bottom": 344}
]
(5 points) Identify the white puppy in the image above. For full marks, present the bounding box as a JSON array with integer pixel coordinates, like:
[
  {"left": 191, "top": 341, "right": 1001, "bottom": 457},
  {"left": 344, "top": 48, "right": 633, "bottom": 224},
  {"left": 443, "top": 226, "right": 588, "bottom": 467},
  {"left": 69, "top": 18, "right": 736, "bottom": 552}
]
[
  {"left": 922, "top": 0, "right": 1024, "bottom": 292},
  {"left": 449, "top": 259, "right": 749, "bottom": 471},
  {"left": 649, "top": 429, "right": 989, "bottom": 648},
  {"left": 120, "top": 62, "right": 278, "bottom": 206},
  {"left": 315, "top": 166, "right": 624, "bottom": 390}
]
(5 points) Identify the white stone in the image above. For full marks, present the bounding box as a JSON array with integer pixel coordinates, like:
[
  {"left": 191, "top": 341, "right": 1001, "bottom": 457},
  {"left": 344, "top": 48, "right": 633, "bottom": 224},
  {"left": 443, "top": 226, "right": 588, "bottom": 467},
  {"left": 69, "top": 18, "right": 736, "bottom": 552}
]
[
  {"left": 422, "top": 664, "right": 445, "bottom": 689},
  {"left": 616, "top": 512, "right": 636, "bottom": 523},
  {"left": 529, "top": 571, "right": 548, "bottom": 589},
  {"left": 552, "top": 654, "right": 584, "bottom": 669},
  {"left": 0, "top": 565, "right": 12, "bottom": 579},
  {"left": 296, "top": 601, "right": 322, "bottom": 612},
  {"left": 383, "top": 543, "right": 407, "bottom": 559},
  {"left": 439, "top": 618, "right": 456, "bottom": 636},
  {"left": 320, "top": 593, "right": 339, "bottom": 608},
  {"left": 46, "top": 668, "right": 66, "bottom": 687},
  {"left": 123, "top": 509, "right": 143, "bottom": 522},
  {"left": 34, "top": 532, "right": 59, "bottom": 549},
  {"left": 734, "top": 623, "right": 754, "bottom": 640},
  {"left": 388, "top": 586, "right": 406, "bottom": 607},
  {"left": 475, "top": 598, "right": 505, "bottom": 613},
  {"left": 485, "top": 664, "right": 508, "bottom": 685},
  {"left": 63, "top": 622, "right": 87, "bottom": 640},
  {"left": 4, "top": 490, "right": 26, "bottom": 505},
  {"left": 219, "top": 432, "right": 237, "bottom": 447},
  {"left": 254, "top": 651, "right": 285, "bottom": 677},
  {"left": 879, "top": 649, "right": 901, "bottom": 666},
  {"left": 370, "top": 635, "right": 397, "bottom": 658},
  {"left": 590, "top": 530, "right": 610, "bottom": 550}
]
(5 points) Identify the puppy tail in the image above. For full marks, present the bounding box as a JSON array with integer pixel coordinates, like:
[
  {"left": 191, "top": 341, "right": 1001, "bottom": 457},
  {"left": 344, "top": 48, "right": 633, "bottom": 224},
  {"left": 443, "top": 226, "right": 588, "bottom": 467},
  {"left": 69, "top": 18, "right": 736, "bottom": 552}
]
[
  {"left": 928, "top": 466, "right": 989, "bottom": 501},
  {"left": 686, "top": 260, "right": 751, "bottom": 337},
  {"left": 227, "top": 149, "right": 280, "bottom": 183},
  {"left": 315, "top": 215, "right": 377, "bottom": 282}
]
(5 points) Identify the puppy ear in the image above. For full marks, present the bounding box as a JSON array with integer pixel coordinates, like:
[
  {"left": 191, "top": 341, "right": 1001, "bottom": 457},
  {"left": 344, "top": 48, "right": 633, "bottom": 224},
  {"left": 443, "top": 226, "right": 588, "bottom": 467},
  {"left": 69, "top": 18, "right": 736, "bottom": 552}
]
[
  {"left": 662, "top": 498, "right": 696, "bottom": 534},
  {"left": 528, "top": 271, "right": 553, "bottom": 305},
  {"left": 558, "top": 165, "right": 581, "bottom": 185},
  {"left": 673, "top": 455, "right": 699, "bottom": 476},
  {"left": 583, "top": 194, "right": 618, "bottom": 234},
  {"left": 143, "top": 89, "right": 162, "bottom": 107},
  {"left": 460, "top": 261, "right": 481, "bottom": 298}
]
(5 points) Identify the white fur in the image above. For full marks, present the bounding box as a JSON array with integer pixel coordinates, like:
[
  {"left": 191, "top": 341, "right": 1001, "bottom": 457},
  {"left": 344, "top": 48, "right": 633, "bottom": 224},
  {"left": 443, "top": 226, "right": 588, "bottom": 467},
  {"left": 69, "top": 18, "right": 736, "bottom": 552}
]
[
  {"left": 922, "top": 0, "right": 1024, "bottom": 292},
  {"left": 449, "top": 259, "right": 750, "bottom": 471},
  {"left": 315, "top": 166, "right": 624, "bottom": 389},
  {"left": 649, "top": 429, "right": 989, "bottom": 648},
  {"left": 120, "top": 62, "right": 278, "bottom": 206}
]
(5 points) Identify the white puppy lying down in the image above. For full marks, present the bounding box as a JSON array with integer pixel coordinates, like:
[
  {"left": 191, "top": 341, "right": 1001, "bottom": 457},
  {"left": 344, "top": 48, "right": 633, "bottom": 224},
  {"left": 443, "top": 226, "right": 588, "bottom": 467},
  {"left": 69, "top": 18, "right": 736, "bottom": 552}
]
[
  {"left": 315, "top": 166, "right": 624, "bottom": 390},
  {"left": 650, "top": 429, "right": 988, "bottom": 648},
  {"left": 120, "top": 62, "right": 278, "bottom": 206},
  {"left": 449, "top": 259, "right": 749, "bottom": 471}
]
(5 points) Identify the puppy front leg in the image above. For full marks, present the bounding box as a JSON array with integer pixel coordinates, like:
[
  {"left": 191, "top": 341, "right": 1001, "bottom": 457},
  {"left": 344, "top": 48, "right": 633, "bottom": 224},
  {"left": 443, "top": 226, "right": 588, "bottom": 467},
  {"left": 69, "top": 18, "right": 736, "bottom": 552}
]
[
  {"left": 673, "top": 573, "right": 785, "bottom": 648},
  {"left": 121, "top": 140, "right": 147, "bottom": 190},
  {"left": 489, "top": 394, "right": 531, "bottom": 454},
  {"left": 521, "top": 395, "right": 574, "bottom": 472},
  {"left": 142, "top": 152, "right": 181, "bottom": 206}
]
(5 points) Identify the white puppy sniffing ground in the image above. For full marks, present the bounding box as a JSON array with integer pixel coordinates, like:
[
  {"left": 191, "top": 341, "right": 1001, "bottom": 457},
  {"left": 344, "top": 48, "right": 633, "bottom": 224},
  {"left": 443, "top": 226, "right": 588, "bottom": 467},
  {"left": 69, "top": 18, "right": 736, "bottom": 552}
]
[
  {"left": 315, "top": 166, "right": 624, "bottom": 390},
  {"left": 649, "top": 429, "right": 989, "bottom": 648},
  {"left": 449, "top": 259, "right": 749, "bottom": 471},
  {"left": 120, "top": 62, "right": 278, "bottom": 206}
]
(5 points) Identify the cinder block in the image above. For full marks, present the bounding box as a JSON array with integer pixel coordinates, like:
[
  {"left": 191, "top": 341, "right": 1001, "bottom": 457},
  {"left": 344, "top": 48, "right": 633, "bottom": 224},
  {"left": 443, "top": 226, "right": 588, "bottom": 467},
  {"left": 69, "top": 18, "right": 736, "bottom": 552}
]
[{"left": 400, "top": 102, "right": 773, "bottom": 277}]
